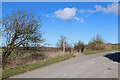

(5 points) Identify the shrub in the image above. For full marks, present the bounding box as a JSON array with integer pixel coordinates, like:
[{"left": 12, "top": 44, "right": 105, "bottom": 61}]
[
  {"left": 74, "top": 41, "right": 85, "bottom": 52},
  {"left": 86, "top": 34, "right": 106, "bottom": 51}
]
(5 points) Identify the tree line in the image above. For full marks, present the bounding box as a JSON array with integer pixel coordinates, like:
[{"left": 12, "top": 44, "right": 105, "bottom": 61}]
[{"left": 57, "top": 34, "right": 105, "bottom": 53}]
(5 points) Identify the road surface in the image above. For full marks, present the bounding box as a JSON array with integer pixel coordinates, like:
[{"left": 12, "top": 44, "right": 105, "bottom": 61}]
[{"left": 11, "top": 50, "right": 119, "bottom": 78}]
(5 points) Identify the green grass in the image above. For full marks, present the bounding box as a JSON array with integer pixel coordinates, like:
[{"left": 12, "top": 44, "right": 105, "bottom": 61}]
[
  {"left": 0, "top": 49, "right": 2, "bottom": 53},
  {"left": 2, "top": 53, "right": 74, "bottom": 79},
  {"left": 81, "top": 48, "right": 118, "bottom": 55}
]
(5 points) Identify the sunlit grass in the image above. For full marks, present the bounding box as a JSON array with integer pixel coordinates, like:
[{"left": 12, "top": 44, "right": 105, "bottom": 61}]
[{"left": 81, "top": 48, "right": 118, "bottom": 55}]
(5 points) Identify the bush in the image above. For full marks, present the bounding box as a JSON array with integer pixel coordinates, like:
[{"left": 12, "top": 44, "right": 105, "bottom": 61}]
[
  {"left": 86, "top": 34, "right": 106, "bottom": 51},
  {"left": 74, "top": 41, "right": 85, "bottom": 52},
  {"left": 86, "top": 42, "right": 106, "bottom": 51}
]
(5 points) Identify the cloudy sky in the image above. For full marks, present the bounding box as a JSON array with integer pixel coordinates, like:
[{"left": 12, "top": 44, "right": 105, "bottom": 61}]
[{"left": 2, "top": 2, "right": 118, "bottom": 47}]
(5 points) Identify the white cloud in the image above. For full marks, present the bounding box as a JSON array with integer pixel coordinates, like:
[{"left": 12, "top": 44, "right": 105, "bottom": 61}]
[
  {"left": 88, "top": 10, "right": 96, "bottom": 14},
  {"left": 95, "top": 5, "right": 105, "bottom": 12},
  {"left": 75, "top": 17, "right": 84, "bottom": 22},
  {"left": 79, "top": 10, "right": 86, "bottom": 14},
  {"left": 88, "top": 2, "right": 118, "bottom": 15},
  {"left": 53, "top": 3, "right": 117, "bottom": 22},
  {"left": 80, "top": 18, "right": 84, "bottom": 22},
  {"left": 46, "top": 14, "right": 49, "bottom": 17},
  {"left": 102, "top": 2, "right": 118, "bottom": 15},
  {"left": 42, "top": 14, "right": 49, "bottom": 17},
  {"left": 54, "top": 7, "right": 77, "bottom": 21},
  {"left": 74, "top": 17, "right": 80, "bottom": 21},
  {"left": 80, "top": 2, "right": 118, "bottom": 17}
]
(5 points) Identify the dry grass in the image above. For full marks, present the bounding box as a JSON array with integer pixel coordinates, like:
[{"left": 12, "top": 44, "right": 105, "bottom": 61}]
[
  {"left": 3, "top": 51, "right": 70, "bottom": 70},
  {"left": 2, "top": 53, "right": 74, "bottom": 79}
]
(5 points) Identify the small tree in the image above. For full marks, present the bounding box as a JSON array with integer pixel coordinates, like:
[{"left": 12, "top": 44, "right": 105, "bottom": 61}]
[
  {"left": 56, "top": 36, "right": 68, "bottom": 53},
  {"left": 66, "top": 43, "right": 73, "bottom": 53},
  {"left": 88, "top": 34, "right": 105, "bottom": 50},
  {"left": 74, "top": 41, "right": 85, "bottom": 52},
  {"left": 2, "top": 10, "right": 43, "bottom": 67},
  {"left": 91, "top": 34, "right": 104, "bottom": 44}
]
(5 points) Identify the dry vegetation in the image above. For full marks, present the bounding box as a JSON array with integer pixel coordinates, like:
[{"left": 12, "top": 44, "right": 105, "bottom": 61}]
[
  {"left": 2, "top": 47, "right": 71, "bottom": 70},
  {"left": 3, "top": 42, "right": 118, "bottom": 70},
  {"left": 2, "top": 53, "right": 74, "bottom": 79}
]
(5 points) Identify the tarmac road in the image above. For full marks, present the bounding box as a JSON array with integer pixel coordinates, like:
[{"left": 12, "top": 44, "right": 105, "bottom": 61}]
[{"left": 11, "top": 50, "right": 119, "bottom": 78}]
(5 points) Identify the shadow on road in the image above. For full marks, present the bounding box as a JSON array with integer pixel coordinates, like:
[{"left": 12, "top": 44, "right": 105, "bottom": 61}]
[{"left": 104, "top": 52, "right": 120, "bottom": 63}]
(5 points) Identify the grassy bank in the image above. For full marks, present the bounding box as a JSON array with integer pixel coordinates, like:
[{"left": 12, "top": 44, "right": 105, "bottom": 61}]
[
  {"left": 81, "top": 48, "right": 118, "bottom": 55},
  {"left": 2, "top": 53, "right": 74, "bottom": 79},
  {"left": 0, "top": 48, "right": 2, "bottom": 53}
]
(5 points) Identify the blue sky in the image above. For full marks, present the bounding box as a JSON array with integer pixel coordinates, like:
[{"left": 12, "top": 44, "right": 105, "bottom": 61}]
[
  {"left": 1, "top": 0, "right": 120, "bottom": 2},
  {"left": 2, "top": 2, "right": 118, "bottom": 47}
]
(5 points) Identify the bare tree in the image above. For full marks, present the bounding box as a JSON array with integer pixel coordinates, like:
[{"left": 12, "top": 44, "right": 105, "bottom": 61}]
[
  {"left": 56, "top": 36, "right": 68, "bottom": 53},
  {"left": 2, "top": 10, "right": 43, "bottom": 65}
]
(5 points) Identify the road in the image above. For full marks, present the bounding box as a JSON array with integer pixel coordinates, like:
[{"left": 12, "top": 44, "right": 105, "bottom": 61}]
[{"left": 11, "top": 50, "right": 119, "bottom": 78}]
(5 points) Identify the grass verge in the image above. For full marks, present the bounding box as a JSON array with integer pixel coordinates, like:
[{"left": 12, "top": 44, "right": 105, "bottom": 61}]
[
  {"left": 0, "top": 49, "right": 2, "bottom": 53},
  {"left": 81, "top": 48, "right": 118, "bottom": 55},
  {"left": 2, "top": 53, "right": 74, "bottom": 79}
]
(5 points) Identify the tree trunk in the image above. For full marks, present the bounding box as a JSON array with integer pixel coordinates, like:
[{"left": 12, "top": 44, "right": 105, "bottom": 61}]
[
  {"left": 78, "top": 49, "right": 79, "bottom": 52},
  {"left": 2, "top": 50, "right": 12, "bottom": 70}
]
